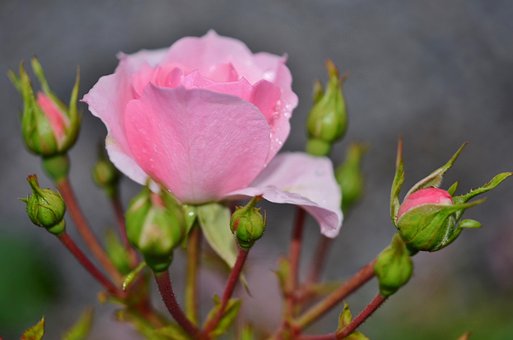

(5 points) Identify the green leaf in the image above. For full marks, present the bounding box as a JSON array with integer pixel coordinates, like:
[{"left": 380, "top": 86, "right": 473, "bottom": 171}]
[
  {"left": 197, "top": 203, "right": 238, "bottom": 269},
  {"left": 405, "top": 143, "right": 467, "bottom": 198},
  {"left": 455, "top": 172, "right": 513, "bottom": 203},
  {"left": 62, "top": 308, "right": 93, "bottom": 340},
  {"left": 346, "top": 331, "right": 370, "bottom": 340},
  {"left": 274, "top": 257, "right": 290, "bottom": 296},
  {"left": 337, "top": 303, "right": 352, "bottom": 330},
  {"left": 21, "top": 317, "right": 45, "bottom": 340},
  {"left": 122, "top": 262, "right": 147, "bottom": 291},
  {"left": 204, "top": 297, "right": 241, "bottom": 337},
  {"left": 239, "top": 324, "right": 255, "bottom": 340},
  {"left": 390, "top": 139, "right": 405, "bottom": 223},
  {"left": 153, "top": 324, "right": 190, "bottom": 340},
  {"left": 105, "top": 230, "right": 131, "bottom": 275}
]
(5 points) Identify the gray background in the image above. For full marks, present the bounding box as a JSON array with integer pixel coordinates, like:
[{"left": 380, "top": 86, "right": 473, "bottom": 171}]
[{"left": 1, "top": 0, "right": 513, "bottom": 339}]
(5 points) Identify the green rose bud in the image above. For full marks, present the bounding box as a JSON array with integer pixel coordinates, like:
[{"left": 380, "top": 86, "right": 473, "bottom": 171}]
[
  {"left": 92, "top": 147, "right": 121, "bottom": 198},
  {"left": 335, "top": 143, "right": 367, "bottom": 213},
  {"left": 306, "top": 60, "right": 348, "bottom": 156},
  {"left": 8, "top": 58, "right": 80, "bottom": 158},
  {"left": 390, "top": 141, "right": 512, "bottom": 252},
  {"left": 125, "top": 185, "right": 185, "bottom": 272},
  {"left": 24, "top": 175, "right": 66, "bottom": 235},
  {"left": 230, "top": 197, "right": 266, "bottom": 249},
  {"left": 374, "top": 234, "right": 413, "bottom": 297}
]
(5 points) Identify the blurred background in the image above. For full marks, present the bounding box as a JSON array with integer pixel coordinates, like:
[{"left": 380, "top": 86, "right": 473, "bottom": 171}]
[{"left": 1, "top": 0, "right": 513, "bottom": 338}]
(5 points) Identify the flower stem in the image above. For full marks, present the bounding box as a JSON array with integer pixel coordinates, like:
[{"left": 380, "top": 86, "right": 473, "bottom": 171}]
[
  {"left": 307, "top": 236, "right": 333, "bottom": 285},
  {"left": 296, "top": 259, "right": 376, "bottom": 330},
  {"left": 154, "top": 270, "right": 200, "bottom": 338},
  {"left": 56, "top": 178, "right": 122, "bottom": 283},
  {"left": 203, "top": 247, "right": 249, "bottom": 336},
  {"left": 185, "top": 227, "right": 201, "bottom": 325},
  {"left": 110, "top": 191, "right": 138, "bottom": 265},
  {"left": 286, "top": 208, "right": 306, "bottom": 314},
  {"left": 57, "top": 232, "right": 123, "bottom": 298}
]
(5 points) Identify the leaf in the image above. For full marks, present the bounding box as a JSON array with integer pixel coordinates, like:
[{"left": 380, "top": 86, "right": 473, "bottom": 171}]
[
  {"left": 337, "top": 303, "right": 352, "bottom": 330},
  {"left": 405, "top": 143, "right": 467, "bottom": 198},
  {"left": 346, "top": 331, "right": 370, "bottom": 340},
  {"left": 455, "top": 172, "right": 513, "bottom": 204},
  {"left": 122, "top": 262, "right": 147, "bottom": 291},
  {"left": 390, "top": 139, "right": 405, "bottom": 223},
  {"left": 239, "top": 324, "right": 255, "bottom": 340},
  {"left": 62, "top": 308, "right": 94, "bottom": 340},
  {"left": 274, "top": 257, "right": 290, "bottom": 296},
  {"left": 204, "top": 297, "right": 241, "bottom": 337},
  {"left": 153, "top": 324, "right": 190, "bottom": 340},
  {"left": 21, "top": 317, "right": 45, "bottom": 340},
  {"left": 197, "top": 203, "right": 238, "bottom": 269},
  {"left": 105, "top": 230, "right": 132, "bottom": 274}
]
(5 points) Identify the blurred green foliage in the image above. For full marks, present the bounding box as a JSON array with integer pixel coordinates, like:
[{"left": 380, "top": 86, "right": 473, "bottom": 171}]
[{"left": 0, "top": 234, "right": 60, "bottom": 338}]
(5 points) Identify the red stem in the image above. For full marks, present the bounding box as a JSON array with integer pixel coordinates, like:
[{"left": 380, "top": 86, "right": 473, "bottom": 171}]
[
  {"left": 203, "top": 247, "right": 249, "bottom": 335},
  {"left": 299, "top": 294, "right": 387, "bottom": 340},
  {"left": 296, "top": 259, "right": 377, "bottom": 329},
  {"left": 307, "top": 236, "right": 333, "bottom": 285},
  {"left": 110, "top": 193, "right": 138, "bottom": 265},
  {"left": 57, "top": 179, "right": 122, "bottom": 283},
  {"left": 155, "top": 270, "right": 201, "bottom": 338},
  {"left": 287, "top": 208, "right": 306, "bottom": 310},
  {"left": 57, "top": 232, "right": 123, "bottom": 298}
]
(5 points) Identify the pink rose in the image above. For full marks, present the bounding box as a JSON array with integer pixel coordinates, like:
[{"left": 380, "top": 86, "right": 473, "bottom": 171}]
[
  {"left": 84, "top": 31, "right": 342, "bottom": 237},
  {"left": 397, "top": 187, "right": 453, "bottom": 220}
]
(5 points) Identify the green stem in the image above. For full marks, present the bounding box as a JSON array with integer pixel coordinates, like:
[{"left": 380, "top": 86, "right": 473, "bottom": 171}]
[{"left": 185, "top": 227, "right": 201, "bottom": 325}]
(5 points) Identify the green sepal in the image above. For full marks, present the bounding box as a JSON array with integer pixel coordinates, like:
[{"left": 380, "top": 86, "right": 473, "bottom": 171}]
[
  {"left": 397, "top": 200, "right": 484, "bottom": 252},
  {"left": 454, "top": 172, "right": 513, "bottom": 204},
  {"left": 390, "top": 139, "right": 405, "bottom": 223},
  {"left": 459, "top": 219, "right": 481, "bottom": 229},
  {"left": 447, "top": 181, "right": 459, "bottom": 196},
  {"left": 62, "top": 308, "right": 94, "bottom": 340},
  {"left": 240, "top": 324, "right": 256, "bottom": 340},
  {"left": 183, "top": 205, "right": 198, "bottom": 236},
  {"left": 405, "top": 143, "right": 466, "bottom": 198},
  {"left": 203, "top": 296, "right": 241, "bottom": 338},
  {"left": 230, "top": 197, "right": 266, "bottom": 250},
  {"left": 21, "top": 317, "right": 45, "bottom": 340},
  {"left": 197, "top": 203, "right": 238, "bottom": 270},
  {"left": 374, "top": 234, "right": 413, "bottom": 297},
  {"left": 105, "top": 230, "right": 132, "bottom": 275}
]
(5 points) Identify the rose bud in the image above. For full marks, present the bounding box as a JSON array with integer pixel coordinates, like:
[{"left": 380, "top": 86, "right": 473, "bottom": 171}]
[
  {"left": 335, "top": 143, "right": 367, "bottom": 213},
  {"left": 230, "top": 197, "right": 266, "bottom": 249},
  {"left": 9, "top": 58, "right": 80, "bottom": 158},
  {"left": 306, "top": 60, "right": 348, "bottom": 156},
  {"left": 92, "top": 146, "right": 121, "bottom": 198},
  {"left": 23, "top": 175, "right": 66, "bottom": 235},
  {"left": 125, "top": 185, "right": 185, "bottom": 272},
  {"left": 390, "top": 141, "right": 512, "bottom": 252},
  {"left": 374, "top": 234, "right": 413, "bottom": 297}
]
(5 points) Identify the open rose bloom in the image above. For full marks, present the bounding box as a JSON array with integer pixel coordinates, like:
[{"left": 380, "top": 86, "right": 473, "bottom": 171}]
[{"left": 84, "top": 31, "right": 342, "bottom": 237}]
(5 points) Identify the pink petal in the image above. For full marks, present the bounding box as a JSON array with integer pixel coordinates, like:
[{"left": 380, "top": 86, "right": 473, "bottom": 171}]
[
  {"left": 83, "top": 49, "right": 167, "bottom": 183},
  {"left": 227, "top": 152, "right": 343, "bottom": 237},
  {"left": 163, "top": 30, "right": 255, "bottom": 77},
  {"left": 36, "top": 92, "right": 69, "bottom": 145},
  {"left": 124, "top": 85, "right": 271, "bottom": 203},
  {"left": 398, "top": 188, "right": 453, "bottom": 220}
]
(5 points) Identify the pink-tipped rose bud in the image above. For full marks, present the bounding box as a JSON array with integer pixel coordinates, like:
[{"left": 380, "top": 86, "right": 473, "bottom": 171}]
[
  {"left": 9, "top": 58, "right": 80, "bottom": 158},
  {"left": 397, "top": 188, "right": 453, "bottom": 220}
]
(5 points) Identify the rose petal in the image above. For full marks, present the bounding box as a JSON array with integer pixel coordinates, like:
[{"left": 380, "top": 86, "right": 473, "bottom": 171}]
[
  {"left": 227, "top": 152, "right": 343, "bottom": 237},
  {"left": 124, "top": 85, "right": 271, "bottom": 203}
]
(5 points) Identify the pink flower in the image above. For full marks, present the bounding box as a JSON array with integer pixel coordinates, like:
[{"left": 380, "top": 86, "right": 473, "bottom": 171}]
[
  {"left": 36, "top": 92, "right": 70, "bottom": 147},
  {"left": 84, "top": 31, "right": 342, "bottom": 237},
  {"left": 397, "top": 187, "right": 453, "bottom": 220}
]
